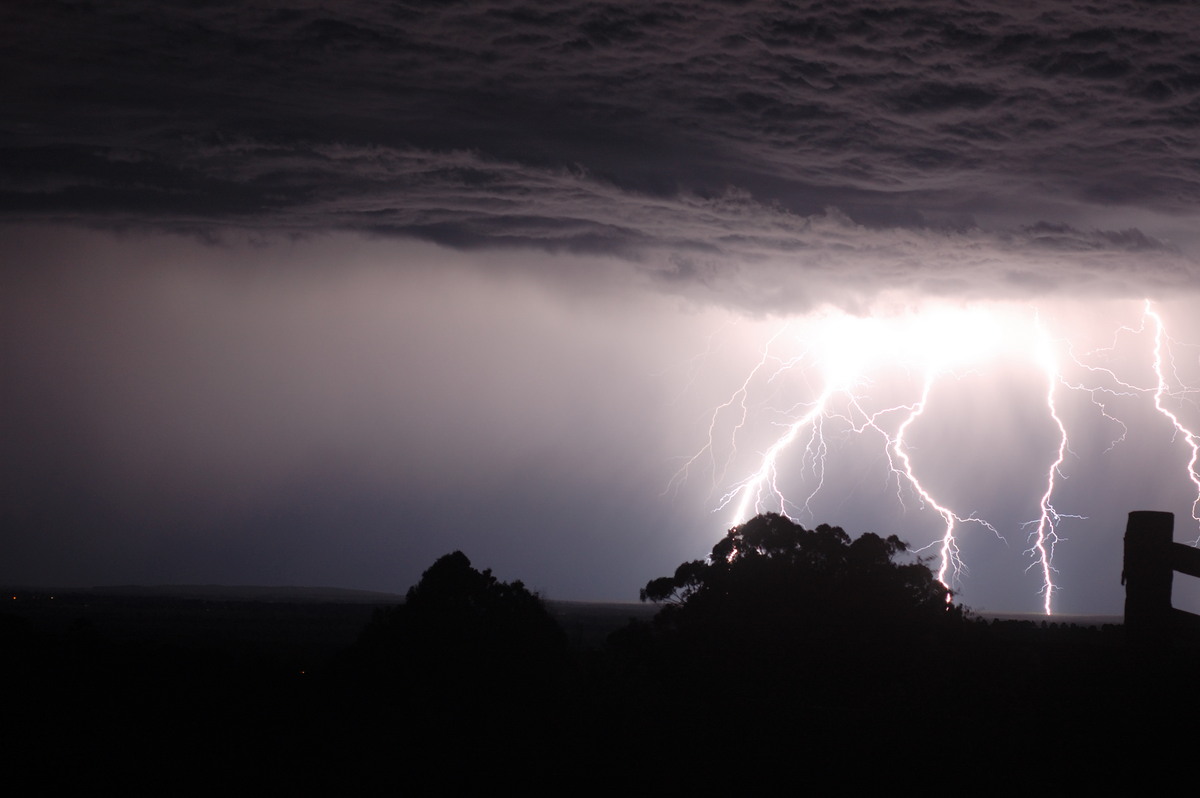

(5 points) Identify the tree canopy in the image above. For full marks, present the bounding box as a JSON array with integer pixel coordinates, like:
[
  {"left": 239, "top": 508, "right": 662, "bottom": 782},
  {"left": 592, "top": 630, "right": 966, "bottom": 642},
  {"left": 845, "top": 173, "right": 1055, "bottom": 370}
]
[
  {"left": 351, "top": 551, "right": 567, "bottom": 687},
  {"left": 640, "top": 513, "right": 960, "bottom": 635}
]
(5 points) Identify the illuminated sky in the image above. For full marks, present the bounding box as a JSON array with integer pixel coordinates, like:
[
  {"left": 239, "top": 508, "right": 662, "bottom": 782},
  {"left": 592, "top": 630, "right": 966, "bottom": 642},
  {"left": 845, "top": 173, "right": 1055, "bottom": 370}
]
[{"left": 5, "top": 1, "right": 1200, "bottom": 614}]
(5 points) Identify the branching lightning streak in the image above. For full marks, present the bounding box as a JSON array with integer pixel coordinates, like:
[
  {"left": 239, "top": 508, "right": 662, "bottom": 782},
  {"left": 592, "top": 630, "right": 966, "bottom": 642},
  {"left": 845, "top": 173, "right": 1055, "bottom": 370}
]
[
  {"left": 675, "top": 301, "right": 1200, "bottom": 614},
  {"left": 888, "top": 372, "right": 999, "bottom": 590},
  {"left": 1061, "top": 318, "right": 1150, "bottom": 453},
  {"left": 1146, "top": 301, "right": 1200, "bottom": 541},
  {"left": 1025, "top": 327, "right": 1074, "bottom": 616},
  {"left": 666, "top": 326, "right": 790, "bottom": 498},
  {"left": 691, "top": 311, "right": 1005, "bottom": 600},
  {"left": 724, "top": 387, "right": 834, "bottom": 523},
  {"left": 1062, "top": 301, "right": 1200, "bottom": 543}
]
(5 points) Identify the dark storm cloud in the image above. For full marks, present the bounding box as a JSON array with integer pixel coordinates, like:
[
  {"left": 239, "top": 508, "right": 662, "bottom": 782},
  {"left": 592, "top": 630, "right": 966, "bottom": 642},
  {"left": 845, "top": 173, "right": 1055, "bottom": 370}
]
[{"left": 5, "top": 0, "right": 1200, "bottom": 303}]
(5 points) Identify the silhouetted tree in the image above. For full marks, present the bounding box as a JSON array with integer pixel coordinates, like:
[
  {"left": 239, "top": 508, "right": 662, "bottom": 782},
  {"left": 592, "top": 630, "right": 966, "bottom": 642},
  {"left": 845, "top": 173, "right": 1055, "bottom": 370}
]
[
  {"left": 639, "top": 513, "right": 963, "bottom": 651},
  {"left": 613, "top": 514, "right": 974, "bottom": 742},
  {"left": 349, "top": 551, "right": 567, "bottom": 694}
]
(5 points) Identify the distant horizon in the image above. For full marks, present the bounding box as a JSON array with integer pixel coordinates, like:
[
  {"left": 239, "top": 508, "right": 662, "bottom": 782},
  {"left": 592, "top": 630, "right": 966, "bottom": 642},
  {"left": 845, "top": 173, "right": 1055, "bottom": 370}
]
[{"left": 1, "top": 581, "right": 1127, "bottom": 624}]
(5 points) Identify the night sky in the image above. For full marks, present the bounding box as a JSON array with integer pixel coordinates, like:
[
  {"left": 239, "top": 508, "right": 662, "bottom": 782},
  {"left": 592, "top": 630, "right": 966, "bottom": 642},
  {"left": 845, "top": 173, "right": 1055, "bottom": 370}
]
[{"left": 6, "top": 1, "right": 1200, "bottom": 615}]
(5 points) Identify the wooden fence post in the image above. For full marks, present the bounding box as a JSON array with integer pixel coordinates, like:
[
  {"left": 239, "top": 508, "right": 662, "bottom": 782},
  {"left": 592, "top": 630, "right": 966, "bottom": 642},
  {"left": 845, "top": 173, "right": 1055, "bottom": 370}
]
[{"left": 1123, "top": 510, "right": 1174, "bottom": 645}]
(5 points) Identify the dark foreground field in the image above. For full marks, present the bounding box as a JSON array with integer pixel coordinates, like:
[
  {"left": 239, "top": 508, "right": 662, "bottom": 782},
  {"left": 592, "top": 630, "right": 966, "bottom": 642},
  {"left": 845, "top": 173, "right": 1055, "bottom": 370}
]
[{"left": 3, "top": 586, "right": 1196, "bottom": 792}]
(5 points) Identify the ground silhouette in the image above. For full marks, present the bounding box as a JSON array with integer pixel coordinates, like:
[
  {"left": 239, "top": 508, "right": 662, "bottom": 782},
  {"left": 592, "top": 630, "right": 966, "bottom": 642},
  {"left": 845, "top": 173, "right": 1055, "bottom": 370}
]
[{"left": 10, "top": 531, "right": 1200, "bottom": 790}]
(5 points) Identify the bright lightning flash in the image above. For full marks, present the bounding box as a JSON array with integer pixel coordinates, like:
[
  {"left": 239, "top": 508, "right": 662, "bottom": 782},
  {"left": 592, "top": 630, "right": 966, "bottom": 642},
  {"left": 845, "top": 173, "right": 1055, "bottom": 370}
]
[{"left": 673, "top": 300, "right": 1200, "bottom": 615}]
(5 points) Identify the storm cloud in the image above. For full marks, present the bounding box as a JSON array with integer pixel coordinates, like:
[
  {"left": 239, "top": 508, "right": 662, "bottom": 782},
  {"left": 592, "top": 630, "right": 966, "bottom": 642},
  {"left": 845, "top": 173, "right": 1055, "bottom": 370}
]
[{"left": 5, "top": 0, "right": 1200, "bottom": 306}]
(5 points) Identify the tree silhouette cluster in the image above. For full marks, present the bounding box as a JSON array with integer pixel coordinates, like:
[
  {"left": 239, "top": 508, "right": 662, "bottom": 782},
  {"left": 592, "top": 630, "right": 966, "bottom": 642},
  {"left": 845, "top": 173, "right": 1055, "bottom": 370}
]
[
  {"left": 622, "top": 513, "right": 969, "bottom": 701},
  {"left": 349, "top": 550, "right": 566, "bottom": 693},
  {"left": 641, "top": 512, "right": 958, "bottom": 631}
]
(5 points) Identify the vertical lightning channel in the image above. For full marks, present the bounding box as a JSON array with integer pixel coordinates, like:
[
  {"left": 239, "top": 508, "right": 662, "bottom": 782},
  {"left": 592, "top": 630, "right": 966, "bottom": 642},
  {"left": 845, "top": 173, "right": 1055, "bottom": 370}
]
[
  {"left": 1027, "top": 324, "right": 1070, "bottom": 615},
  {"left": 1145, "top": 300, "right": 1200, "bottom": 540}
]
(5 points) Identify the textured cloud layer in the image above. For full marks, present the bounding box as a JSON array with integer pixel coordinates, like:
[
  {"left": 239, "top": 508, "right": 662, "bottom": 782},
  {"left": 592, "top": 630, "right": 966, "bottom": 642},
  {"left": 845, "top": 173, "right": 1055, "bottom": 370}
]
[{"left": 5, "top": 0, "right": 1200, "bottom": 305}]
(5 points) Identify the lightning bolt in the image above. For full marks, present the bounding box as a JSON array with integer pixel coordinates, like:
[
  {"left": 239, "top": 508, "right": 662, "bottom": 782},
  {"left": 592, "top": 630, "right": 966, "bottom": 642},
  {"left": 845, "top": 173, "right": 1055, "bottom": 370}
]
[
  {"left": 1146, "top": 301, "right": 1200, "bottom": 541},
  {"left": 684, "top": 308, "right": 1008, "bottom": 602},
  {"left": 673, "top": 300, "right": 1200, "bottom": 616},
  {"left": 1058, "top": 301, "right": 1200, "bottom": 543},
  {"left": 887, "top": 372, "right": 1000, "bottom": 592},
  {"left": 723, "top": 385, "right": 835, "bottom": 523},
  {"left": 1024, "top": 322, "right": 1079, "bottom": 616},
  {"left": 667, "top": 325, "right": 795, "bottom": 499}
]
